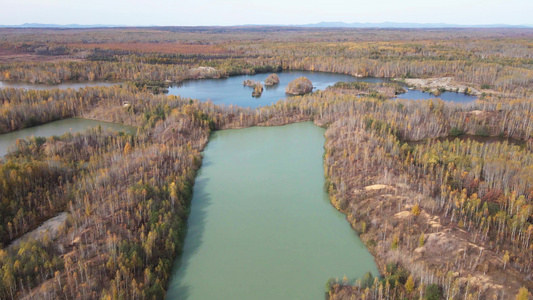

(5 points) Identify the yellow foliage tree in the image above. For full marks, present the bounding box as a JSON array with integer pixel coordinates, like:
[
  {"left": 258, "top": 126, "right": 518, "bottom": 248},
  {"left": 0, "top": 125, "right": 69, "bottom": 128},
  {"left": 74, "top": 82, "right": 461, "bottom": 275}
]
[
  {"left": 419, "top": 233, "right": 425, "bottom": 247},
  {"left": 503, "top": 251, "right": 510, "bottom": 270},
  {"left": 405, "top": 275, "right": 415, "bottom": 293},
  {"left": 124, "top": 142, "right": 132, "bottom": 155},
  {"left": 411, "top": 204, "right": 420, "bottom": 216},
  {"left": 516, "top": 287, "right": 530, "bottom": 300}
]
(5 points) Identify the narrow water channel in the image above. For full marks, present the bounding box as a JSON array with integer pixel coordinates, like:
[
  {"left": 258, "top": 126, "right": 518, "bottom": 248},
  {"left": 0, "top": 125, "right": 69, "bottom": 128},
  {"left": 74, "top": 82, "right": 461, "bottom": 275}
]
[
  {"left": 0, "top": 81, "right": 120, "bottom": 90},
  {"left": 166, "top": 122, "right": 379, "bottom": 299}
]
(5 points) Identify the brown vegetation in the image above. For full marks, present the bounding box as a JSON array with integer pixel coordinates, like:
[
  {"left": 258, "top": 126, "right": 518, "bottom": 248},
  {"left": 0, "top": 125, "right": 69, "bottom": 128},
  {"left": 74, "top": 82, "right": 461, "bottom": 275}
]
[
  {"left": 0, "top": 27, "right": 532, "bottom": 299},
  {"left": 0, "top": 49, "right": 80, "bottom": 64},
  {"left": 67, "top": 43, "right": 228, "bottom": 54}
]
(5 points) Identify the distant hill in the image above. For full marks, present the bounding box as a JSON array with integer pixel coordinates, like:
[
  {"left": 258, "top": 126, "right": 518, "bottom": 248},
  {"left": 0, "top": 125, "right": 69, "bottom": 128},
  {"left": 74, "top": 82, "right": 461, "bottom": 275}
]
[
  {"left": 0, "top": 22, "right": 531, "bottom": 29},
  {"left": 297, "top": 22, "right": 533, "bottom": 28}
]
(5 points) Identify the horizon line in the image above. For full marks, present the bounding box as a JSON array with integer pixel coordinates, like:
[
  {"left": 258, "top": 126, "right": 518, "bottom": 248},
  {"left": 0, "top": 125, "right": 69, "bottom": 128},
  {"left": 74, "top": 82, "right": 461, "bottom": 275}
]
[{"left": 0, "top": 22, "right": 532, "bottom": 29}]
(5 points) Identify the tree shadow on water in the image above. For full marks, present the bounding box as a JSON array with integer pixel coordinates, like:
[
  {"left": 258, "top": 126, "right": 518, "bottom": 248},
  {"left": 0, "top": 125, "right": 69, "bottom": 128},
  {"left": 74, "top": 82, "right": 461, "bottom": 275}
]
[
  {"left": 199, "top": 160, "right": 213, "bottom": 168},
  {"left": 166, "top": 174, "right": 214, "bottom": 299}
]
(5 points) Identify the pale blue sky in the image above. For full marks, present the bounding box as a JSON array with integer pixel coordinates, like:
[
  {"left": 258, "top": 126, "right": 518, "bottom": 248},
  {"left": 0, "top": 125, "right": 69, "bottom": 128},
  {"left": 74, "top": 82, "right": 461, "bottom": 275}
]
[{"left": 0, "top": 0, "right": 531, "bottom": 26}]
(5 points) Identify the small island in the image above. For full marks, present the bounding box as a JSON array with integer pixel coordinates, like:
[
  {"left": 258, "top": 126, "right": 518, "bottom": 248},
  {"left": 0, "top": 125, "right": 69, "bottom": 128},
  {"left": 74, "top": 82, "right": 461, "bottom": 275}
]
[
  {"left": 285, "top": 77, "right": 313, "bottom": 95},
  {"left": 243, "top": 79, "right": 264, "bottom": 97},
  {"left": 243, "top": 79, "right": 259, "bottom": 87},
  {"left": 264, "top": 73, "right": 280, "bottom": 86},
  {"left": 252, "top": 83, "right": 264, "bottom": 97}
]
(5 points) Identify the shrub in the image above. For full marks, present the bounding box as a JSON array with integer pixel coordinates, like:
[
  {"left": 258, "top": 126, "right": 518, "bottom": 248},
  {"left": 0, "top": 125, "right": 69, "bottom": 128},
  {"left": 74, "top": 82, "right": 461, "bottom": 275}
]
[
  {"left": 425, "top": 284, "right": 442, "bottom": 300},
  {"left": 325, "top": 277, "right": 336, "bottom": 292},
  {"left": 450, "top": 127, "right": 464, "bottom": 136},
  {"left": 361, "top": 272, "right": 374, "bottom": 289},
  {"left": 475, "top": 126, "right": 490, "bottom": 137}
]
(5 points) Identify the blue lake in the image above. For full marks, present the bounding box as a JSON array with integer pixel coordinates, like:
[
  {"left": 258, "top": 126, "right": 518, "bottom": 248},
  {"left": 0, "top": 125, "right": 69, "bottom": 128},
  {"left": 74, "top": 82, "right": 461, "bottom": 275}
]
[{"left": 168, "top": 71, "right": 477, "bottom": 108}]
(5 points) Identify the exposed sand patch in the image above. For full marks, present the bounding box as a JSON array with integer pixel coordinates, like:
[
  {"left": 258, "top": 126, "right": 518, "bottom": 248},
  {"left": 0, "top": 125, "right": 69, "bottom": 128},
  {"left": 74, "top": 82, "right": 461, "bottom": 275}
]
[
  {"left": 428, "top": 216, "right": 443, "bottom": 229},
  {"left": 414, "top": 231, "right": 465, "bottom": 262},
  {"left": 8, "top": 212, "right": 68, "bottom": 250},
  {"left": 394, "top": 211, "right": 412, "bottom": 219},
  {"left": 469, "top": 110, "right": 484, "bottom": 116},
  {"left": 403, "top": 77, "right": 481, "bottom": 96},
  {"left": 365, "top": 184, "right": 394, "bottom": 191}
]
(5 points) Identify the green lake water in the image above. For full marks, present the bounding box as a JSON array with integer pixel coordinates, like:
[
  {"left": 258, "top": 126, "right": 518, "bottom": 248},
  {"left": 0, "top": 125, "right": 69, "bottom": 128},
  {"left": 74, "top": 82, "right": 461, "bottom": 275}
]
[
  {"left": 0, "top": 118, "right": 136, "bottom": 157},
  {"left": 166, "top": 122, "right": 379, "bottom": 299}
]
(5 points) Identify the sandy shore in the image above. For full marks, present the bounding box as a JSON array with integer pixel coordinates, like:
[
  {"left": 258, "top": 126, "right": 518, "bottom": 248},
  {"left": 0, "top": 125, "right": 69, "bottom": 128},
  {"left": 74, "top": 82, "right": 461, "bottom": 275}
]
[
  {"left": 7, "top": 212, "right": 68, "bottom": 250},
  {"left": 402, "top": 77, "right": 481, "bottom": 96}
]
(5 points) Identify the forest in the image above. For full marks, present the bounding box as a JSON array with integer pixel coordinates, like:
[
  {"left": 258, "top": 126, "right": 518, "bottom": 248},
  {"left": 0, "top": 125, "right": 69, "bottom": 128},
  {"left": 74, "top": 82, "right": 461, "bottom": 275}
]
[{"left": 0, "top": 27, "right": 531, "bottom": 299}]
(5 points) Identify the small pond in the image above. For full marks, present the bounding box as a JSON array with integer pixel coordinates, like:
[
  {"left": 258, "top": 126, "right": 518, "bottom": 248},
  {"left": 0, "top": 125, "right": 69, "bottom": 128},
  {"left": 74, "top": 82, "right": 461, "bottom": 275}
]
[{"left": 0, "top": 118, "right": 136, "bottom": 157}]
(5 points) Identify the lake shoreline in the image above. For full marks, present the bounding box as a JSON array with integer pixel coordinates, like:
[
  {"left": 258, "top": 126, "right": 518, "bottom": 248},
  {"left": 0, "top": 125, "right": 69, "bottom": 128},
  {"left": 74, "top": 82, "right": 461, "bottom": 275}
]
[
  {"left": 169, "top": 69, "right": 477, "bottom": 107},
  {"left": 167, "top": 121, "right": 380, "bottom": 299},
  {"left": 0, "top": 118, "right": 136, "bottom": 157},
  {"left": 2, "top": 69, "right": 479, "bottom": 107}
]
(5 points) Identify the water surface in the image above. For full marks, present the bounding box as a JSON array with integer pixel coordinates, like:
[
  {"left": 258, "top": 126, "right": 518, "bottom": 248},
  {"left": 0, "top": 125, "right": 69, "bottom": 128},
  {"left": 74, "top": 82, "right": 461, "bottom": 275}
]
[
  {"left": 0, "top": 118, "right": 136, "bottom": 156},
  {"left": 395, "top": 89, "right": 476, "bottom": 104},
  {"left": 169, "top": 71, "right": 365, "bottom": 108},
  {"left": 167, "top": 122, "right": 379, "bottom": 299},
  {"left": 0, "top": 81, "right": 120, "bottom": 90},
  {"left": 168, "top": 70, "right": 477, "bottom": 108}
]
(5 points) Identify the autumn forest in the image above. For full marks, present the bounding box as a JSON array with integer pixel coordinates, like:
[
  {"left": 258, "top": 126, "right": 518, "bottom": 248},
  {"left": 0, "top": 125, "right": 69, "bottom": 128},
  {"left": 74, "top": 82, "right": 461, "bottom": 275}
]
[{"left": 0, "top": 26, "right": 532, "bottom": 299}]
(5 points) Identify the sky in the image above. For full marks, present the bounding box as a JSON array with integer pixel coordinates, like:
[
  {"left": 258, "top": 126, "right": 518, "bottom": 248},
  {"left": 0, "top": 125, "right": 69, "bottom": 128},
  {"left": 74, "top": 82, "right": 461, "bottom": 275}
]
[{"left": 0, "top": 0, "right": 532, "bottom": 26}]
